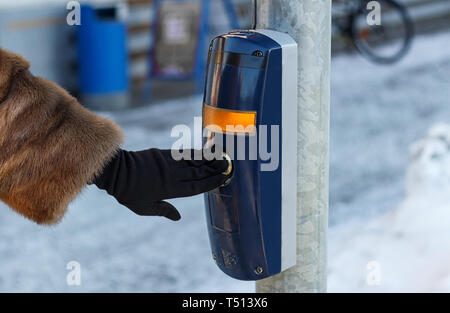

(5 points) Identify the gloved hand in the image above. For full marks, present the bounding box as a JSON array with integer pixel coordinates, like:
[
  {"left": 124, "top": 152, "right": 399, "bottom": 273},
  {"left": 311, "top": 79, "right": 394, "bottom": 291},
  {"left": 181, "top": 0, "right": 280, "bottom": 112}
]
[{"left": 93, "top": 148, "right": 229, "bottom": 221}]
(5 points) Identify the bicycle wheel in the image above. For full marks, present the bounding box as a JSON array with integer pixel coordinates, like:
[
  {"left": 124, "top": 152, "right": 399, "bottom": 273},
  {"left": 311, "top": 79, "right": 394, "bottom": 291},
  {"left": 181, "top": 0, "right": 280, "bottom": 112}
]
[{"left": 350, "top": 0, "right": 414, "bottom": 64}]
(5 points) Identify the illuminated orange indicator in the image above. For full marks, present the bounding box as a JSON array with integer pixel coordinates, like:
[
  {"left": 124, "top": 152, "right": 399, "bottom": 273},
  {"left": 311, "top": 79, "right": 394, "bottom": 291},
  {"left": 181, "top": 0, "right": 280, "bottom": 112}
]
[{"left": 203, "top": 103, "right": 257, "bottom": 135}]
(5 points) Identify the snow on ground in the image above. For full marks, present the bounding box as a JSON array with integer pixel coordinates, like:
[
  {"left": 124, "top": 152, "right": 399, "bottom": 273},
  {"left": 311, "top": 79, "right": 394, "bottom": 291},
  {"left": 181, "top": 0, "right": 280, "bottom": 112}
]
[
  {"left": 0, "top": 31, "right": 449, "bottom": 292},
  {"left": 329, "top": 123, "right": 450, "bottom": 292}
]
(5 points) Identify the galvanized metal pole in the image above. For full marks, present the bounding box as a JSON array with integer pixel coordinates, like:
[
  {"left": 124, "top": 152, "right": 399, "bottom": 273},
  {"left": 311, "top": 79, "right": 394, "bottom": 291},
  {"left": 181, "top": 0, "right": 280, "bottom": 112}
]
[{"left": 255, "top": 0, "right": 331, "bottom": 293}]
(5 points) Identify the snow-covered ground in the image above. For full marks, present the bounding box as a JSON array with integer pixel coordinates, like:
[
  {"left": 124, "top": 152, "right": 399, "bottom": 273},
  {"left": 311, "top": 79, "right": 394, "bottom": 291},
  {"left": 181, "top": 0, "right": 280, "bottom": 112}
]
[
  {"left": 329, "top": 123, "right": 450, "bottom": 292},
  {"left": 0, "top": 31, "right": 449, "bottom": 292}
]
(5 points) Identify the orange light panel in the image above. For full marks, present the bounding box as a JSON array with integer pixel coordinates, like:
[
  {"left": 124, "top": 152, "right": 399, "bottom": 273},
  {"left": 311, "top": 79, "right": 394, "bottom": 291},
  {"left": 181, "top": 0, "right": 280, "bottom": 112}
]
[{"left": 203, "top": 104, "right": 257, "bottom": 135}]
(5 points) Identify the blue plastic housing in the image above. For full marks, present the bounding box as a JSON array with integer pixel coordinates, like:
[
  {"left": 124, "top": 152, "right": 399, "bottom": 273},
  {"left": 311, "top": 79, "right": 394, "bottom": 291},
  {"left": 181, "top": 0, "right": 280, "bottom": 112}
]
[{"left": 203, "top": 30, "right": 287, "bottom": 280}]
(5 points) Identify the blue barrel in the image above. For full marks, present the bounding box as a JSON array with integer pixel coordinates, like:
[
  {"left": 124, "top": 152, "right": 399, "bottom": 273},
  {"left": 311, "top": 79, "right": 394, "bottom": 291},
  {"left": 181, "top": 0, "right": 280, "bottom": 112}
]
[{"left": 77, "top": 5, "right": 128, "bottom": 110}]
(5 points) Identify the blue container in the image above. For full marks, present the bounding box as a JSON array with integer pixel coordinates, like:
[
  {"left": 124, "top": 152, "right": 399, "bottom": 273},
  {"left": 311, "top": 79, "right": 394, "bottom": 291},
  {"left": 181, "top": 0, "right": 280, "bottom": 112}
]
[{"left": 77, "top": 5, "right": 128, "bottom": 109}]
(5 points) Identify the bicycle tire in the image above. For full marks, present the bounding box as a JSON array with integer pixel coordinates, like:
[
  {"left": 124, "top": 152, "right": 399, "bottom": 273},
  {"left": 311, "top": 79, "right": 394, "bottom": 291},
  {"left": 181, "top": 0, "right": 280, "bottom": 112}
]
[{"left": 350, "top": 0, "right": 414, "bottom": 64}]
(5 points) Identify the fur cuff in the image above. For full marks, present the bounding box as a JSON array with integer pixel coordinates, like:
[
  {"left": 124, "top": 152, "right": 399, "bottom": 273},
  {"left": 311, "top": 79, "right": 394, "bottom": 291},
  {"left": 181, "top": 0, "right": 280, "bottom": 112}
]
[{"left": 0, "top": 48, "right": 124, "bottom": 225}]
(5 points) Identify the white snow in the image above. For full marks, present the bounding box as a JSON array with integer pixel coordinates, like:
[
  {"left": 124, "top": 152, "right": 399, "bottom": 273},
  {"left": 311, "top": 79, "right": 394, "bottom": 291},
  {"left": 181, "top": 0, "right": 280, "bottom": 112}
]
[
  {"left": 0, "top": 30, "right": 449, "bottom": 292},
  {"left": 329, "top": 123, "right": 450, "bottom": 292}
]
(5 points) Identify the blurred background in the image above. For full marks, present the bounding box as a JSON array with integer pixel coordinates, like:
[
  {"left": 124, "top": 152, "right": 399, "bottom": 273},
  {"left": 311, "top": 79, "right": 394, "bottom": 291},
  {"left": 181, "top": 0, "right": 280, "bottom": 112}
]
[{"left": 0, "top": 0, "right": 449, "bottom": 292}]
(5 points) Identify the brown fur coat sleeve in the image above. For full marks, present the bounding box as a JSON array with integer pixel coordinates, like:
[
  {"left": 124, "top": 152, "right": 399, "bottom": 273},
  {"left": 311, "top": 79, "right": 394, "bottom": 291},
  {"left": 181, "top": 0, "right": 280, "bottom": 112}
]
[{"left": 0, "top": 48, "right": 124, "bottom": 225}]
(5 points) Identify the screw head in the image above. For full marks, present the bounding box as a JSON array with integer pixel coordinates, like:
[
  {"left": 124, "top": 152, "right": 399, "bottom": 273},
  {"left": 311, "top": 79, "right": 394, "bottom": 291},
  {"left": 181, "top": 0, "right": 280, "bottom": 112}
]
[
  {"left": 252, "top": 50, "right": 263, "bottom": 57},
  {"left": 255, "top": 266, "right": 264, "bottom": 275}
]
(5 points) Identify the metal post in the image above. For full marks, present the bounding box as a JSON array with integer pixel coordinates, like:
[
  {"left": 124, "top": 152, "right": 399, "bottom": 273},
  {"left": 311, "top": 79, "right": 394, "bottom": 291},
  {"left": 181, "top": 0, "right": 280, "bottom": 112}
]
[{"left": 254, "top": 0, "right": 331, "bottom": 293}]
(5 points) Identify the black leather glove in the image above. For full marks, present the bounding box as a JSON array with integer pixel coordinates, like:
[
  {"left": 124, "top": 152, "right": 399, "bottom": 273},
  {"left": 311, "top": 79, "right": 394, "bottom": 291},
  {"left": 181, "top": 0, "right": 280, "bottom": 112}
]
[{"left": 93, "top": 148, "right": 229, "bottom": 221}]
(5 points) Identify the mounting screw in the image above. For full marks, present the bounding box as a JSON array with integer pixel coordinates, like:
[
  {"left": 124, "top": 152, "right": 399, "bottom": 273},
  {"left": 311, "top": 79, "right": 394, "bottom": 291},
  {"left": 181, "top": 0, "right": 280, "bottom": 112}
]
[
  {"left": 255, "top": 266, "right": 264, "bottom": 275},
  {"left": 252, "top": 50, "right": 263, "bottom": 57}
]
